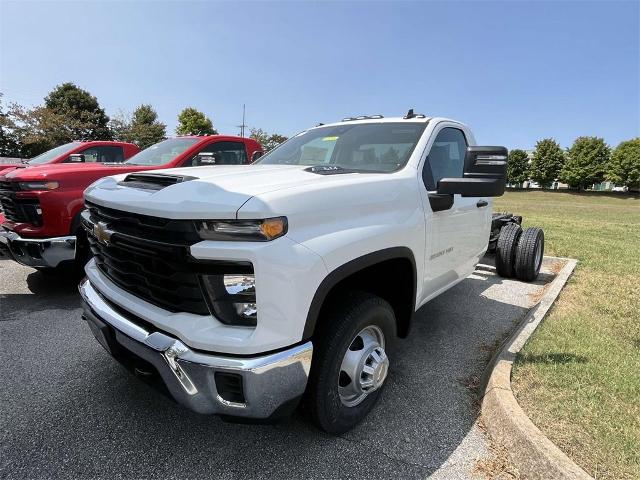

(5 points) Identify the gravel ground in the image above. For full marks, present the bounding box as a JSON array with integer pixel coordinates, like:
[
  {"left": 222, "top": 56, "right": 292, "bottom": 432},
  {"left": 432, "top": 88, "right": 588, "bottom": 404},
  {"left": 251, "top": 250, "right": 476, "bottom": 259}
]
[{"left": 0, "top": 256, "right": 555, "bottom": 479}]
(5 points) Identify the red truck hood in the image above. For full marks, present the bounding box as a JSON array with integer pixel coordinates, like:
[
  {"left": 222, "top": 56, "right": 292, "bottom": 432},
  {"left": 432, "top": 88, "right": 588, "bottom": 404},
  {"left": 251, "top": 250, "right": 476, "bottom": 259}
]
[
  {"left": 3, "top": 162, "right": 150, "bottom": 181},
  {"left": 0, "top": 164, "right": 26, "bottom": 175}
]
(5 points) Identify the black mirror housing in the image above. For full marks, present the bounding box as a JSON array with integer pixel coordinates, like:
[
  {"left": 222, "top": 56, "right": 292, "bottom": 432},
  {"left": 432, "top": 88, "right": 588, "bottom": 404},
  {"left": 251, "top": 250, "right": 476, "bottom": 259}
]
[
  {"left": 437, "top": 146, "right": 508, "bottom": 197},
  {"left": 68, "top": 153, "right": 85, "bottom": 163}
]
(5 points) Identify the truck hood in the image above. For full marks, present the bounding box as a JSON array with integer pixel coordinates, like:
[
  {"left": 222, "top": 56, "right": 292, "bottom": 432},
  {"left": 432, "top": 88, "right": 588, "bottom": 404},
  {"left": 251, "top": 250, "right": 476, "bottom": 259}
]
[
  {"left": 85, "top": 164, "right": 386, "bottom": 219},
  {"left": 3, "top": 162, "right": 144, "bottom": 181},
  {"left": 0, "top": 163, "right": 25, "bottom": 175}
]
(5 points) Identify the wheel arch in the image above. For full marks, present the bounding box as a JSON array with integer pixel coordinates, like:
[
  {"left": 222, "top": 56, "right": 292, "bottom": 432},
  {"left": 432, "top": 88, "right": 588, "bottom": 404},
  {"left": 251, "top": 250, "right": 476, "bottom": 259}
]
[
  {"left": 69, "top": 208, "right": 85, "bottom": 236},
  {"left": 302, "top": 247, "right": 417, "bottom": 341}
]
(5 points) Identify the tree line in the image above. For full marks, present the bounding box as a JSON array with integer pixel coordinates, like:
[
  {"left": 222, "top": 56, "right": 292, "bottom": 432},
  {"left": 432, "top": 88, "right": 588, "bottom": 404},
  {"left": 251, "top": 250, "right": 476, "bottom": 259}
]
[
  {"left": 0, "top": 82, "right": 287, "bottom": 158},
  {"left": 507, "top": 137, "right": 639, "bottom": 190},
  {"left": 2, "top": 83, "right": 636, "bottom": 188}
]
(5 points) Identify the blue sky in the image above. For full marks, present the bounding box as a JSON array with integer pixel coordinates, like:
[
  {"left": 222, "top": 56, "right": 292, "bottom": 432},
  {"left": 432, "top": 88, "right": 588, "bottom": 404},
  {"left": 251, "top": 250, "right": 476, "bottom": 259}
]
[{"left": 1, "top": 1, "right": 638, "bottom": 150}]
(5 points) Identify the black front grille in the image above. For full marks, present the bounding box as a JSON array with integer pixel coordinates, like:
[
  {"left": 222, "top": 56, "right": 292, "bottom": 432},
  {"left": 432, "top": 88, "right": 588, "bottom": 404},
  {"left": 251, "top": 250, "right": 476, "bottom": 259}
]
[
  {"left": 0, "top": 182, "right": 42, "bottom": 225},
  {"left": 85, "top": 202, "right": 250, "bottom": 315},
  {"left": 0, "top": 180, "right": 17, "bottom": 192}
]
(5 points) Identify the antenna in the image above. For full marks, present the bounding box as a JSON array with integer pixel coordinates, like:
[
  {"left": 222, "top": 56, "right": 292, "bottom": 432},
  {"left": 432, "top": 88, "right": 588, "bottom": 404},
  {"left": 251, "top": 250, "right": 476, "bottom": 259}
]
[
  {"left": 403, "top": 108, "right": 426, "bottom": 119},
  {"left": 236, "top": 104, "right": 248, "bottom": 137}
]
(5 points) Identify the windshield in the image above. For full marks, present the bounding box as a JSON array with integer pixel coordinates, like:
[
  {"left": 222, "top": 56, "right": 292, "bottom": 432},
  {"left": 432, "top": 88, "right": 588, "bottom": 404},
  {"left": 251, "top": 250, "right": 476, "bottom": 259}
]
[
  {"left": 125, "top": 138, "right": 199, "bottom": 166},
  {"left": 256, "top": 122, "right": 427, "bottom": 173},
  {"left": 28, "top": 142, "right": 79, "bottom": 165}
]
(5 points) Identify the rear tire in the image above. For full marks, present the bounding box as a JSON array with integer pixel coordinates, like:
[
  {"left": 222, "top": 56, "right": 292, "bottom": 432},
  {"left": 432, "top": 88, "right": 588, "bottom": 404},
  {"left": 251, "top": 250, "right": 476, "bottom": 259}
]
[
  {"left": 306, "top": 292, "right": 396, "bottom": 435},
  {"left": 495, "top": 223, "right": 522, "bottom": 278},
  {"left": 515, "top": 227, "right": 544, "bottom": 281}
]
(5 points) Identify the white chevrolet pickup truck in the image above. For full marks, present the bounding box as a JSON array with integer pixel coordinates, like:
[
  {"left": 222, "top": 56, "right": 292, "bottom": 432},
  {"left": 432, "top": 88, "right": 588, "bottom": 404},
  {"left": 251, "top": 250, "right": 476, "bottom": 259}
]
[{"left": 79, "top": 113, "right": 544, "bottom": 433}]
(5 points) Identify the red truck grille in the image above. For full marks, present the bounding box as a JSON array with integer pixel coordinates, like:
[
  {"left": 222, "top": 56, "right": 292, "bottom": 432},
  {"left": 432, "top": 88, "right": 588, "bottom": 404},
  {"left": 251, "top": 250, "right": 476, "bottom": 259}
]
[{"left": 0, "top": 182, "right": 43, "bottom": 226}]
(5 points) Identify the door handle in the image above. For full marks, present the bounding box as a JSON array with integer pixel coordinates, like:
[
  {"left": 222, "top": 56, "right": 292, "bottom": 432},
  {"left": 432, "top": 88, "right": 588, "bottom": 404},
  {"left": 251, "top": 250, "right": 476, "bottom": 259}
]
[{"left": 476, "top": 200, "right": 488, "bottom": 208}]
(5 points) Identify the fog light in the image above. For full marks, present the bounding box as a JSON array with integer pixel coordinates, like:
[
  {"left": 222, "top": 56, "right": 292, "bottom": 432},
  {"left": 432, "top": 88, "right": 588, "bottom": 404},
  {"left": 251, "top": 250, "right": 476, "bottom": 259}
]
[
  {"left": 199, "top": 271, "right": 257, "bottom": 327},
  {"left": 223, "top": 274, "right": 255, "bottom": 296},
  {"left": 234, "top": 302, "right": 257, "bottom": 320}
]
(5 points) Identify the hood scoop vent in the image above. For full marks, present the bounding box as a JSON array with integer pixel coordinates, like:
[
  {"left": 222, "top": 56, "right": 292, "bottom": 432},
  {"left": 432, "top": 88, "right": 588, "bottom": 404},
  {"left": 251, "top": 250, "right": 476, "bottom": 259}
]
[{"left": 119, "top": 173, "right": 196, "bottom": 191}]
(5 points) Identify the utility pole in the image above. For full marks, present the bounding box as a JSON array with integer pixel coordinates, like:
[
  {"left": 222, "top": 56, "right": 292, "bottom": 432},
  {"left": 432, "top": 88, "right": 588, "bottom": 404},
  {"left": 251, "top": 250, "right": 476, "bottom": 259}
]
[{"left": 237, "top": 104, "right": 247, "bottom": 137}]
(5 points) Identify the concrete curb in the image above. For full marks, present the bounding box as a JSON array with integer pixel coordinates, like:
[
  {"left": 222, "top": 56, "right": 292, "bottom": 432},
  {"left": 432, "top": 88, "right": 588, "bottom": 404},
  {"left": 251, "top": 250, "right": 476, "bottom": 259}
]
[{"left": 480, "top": 256, "right": 592, "bottom": 480}]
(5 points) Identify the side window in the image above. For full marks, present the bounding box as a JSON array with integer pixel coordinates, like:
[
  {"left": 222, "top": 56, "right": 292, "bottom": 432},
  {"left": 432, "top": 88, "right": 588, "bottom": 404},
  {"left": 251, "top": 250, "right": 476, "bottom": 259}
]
[
  {"left": 78, "top": 148, "right": 98, "bottom": 163},
  {"left": 72, "top": 146, "right": 125, "bottom": 163},
  {"left": 422, "top": 128, "right": 468, "bottom": 190},
  {"left": 188, "top": 141, "right": 248, "bottom": 166},
  {"left": 99, "top": 146, "right": 125, "bottom": 163}
]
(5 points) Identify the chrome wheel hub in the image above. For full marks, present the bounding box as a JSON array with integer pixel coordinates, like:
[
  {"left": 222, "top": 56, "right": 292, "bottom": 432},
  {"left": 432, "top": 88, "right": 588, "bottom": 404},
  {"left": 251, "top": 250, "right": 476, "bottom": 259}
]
[{"left": 338, "top": 325, "right": 389, "bottom": 407}]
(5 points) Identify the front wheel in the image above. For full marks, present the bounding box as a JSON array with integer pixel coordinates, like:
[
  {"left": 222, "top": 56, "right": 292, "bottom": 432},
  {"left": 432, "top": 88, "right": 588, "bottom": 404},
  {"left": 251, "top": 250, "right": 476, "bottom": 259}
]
[{"left": 306, "top": 292, "right": 396, "bottom": 435}]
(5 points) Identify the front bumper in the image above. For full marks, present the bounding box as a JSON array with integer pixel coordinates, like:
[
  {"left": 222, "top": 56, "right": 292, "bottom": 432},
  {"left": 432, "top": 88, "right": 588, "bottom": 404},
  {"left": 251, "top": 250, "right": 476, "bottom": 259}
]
[
  {"left": 0, "top": 227, "right": 76, "bottom": 268},
  {"left": 79, "top": 278, "right": 313, "bottom": 420}
]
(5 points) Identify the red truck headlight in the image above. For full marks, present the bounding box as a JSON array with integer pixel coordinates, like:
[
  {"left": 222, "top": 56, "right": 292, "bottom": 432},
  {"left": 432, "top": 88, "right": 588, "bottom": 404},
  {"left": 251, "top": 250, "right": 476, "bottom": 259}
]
[{"left": 18, "top": 181, "right": 59, "bottom": 191}]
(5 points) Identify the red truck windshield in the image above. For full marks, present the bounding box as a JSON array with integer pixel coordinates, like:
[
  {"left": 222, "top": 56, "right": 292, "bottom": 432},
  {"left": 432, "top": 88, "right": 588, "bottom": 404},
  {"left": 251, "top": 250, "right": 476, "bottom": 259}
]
[
  {"left": 28, "top": 142, "right": 79, "bottom": 165},
  {"left": 125, "top": 138, "right": 199, "bottom": 166}
]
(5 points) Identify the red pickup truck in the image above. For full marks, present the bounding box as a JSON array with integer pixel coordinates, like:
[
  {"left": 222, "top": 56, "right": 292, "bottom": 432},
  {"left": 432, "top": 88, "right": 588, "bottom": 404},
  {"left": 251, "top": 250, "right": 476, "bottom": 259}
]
[
  {"left": 0, "top": 141, "right": 140, "bottom": 176},
  {"left": 0, "top": 135, "right": 263, "bottom": 271}
]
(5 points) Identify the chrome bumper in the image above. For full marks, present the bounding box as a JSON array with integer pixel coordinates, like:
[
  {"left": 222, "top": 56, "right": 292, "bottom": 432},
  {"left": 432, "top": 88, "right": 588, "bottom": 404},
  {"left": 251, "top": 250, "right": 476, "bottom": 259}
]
[
  {"left": 0, "top": 228, "right": 76, "bottom": 268},
  {"left": 78, "top": 278, "right": 313, "bottom": 420}
]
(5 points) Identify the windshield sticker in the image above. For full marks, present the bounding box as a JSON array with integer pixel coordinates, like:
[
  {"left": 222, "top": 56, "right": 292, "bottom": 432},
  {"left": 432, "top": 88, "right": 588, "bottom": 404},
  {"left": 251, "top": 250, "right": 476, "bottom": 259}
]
[{"left": 322, "top": 136, "right": 339, "bottom": 141}]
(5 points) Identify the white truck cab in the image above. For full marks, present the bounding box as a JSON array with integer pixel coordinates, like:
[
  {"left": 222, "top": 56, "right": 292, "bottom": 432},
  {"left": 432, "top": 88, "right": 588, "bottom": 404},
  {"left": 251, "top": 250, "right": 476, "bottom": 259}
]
[{"left": 79, "top": 112, "right": 535, "bottom": 433}]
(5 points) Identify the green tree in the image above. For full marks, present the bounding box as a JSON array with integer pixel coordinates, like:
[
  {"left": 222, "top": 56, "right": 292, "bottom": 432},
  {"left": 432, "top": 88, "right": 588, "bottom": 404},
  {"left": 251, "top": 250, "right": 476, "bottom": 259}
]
[
  {"left": 44, "top": 82, "right": 112, "bottom": 140},
  {"left": 111, "top": 104, "right": 166, "bottom": 149},
  {"left": 109, "top": 110, "right": 131, "bottom": 143},
  {"left": 506, "top": 149, "right": 530, "bottom": 185},
  {"left": 0, "top": 93, "right": 22, "bottom": 157},
  {"left": 175, "top": 107, "right": 216, "bottom": 135},
  {"left": 529, "top": 138, "right": 565, "bottom": 188},
  {"left": 249, "top": 128, "right": 288, "bottom": 152},
  {"left": 606, "top": 138, "right": 640, "bottom": 190},
  {"left": 561, "top": 136, "right": 611, "bottom": 189},
  {"left": 7, "top": 103, "right": 68, "bottom": 157}
]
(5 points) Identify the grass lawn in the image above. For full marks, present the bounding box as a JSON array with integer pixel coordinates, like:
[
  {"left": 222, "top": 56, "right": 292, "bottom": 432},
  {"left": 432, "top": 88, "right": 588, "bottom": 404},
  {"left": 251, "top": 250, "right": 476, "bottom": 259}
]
[{"left": 494, "top": 191, "right": 640, "bottom": 479}]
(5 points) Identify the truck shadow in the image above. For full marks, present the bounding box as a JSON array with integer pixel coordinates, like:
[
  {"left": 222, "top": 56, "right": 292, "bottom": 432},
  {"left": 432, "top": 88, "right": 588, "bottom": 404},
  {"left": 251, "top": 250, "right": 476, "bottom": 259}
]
[
  {"left": 1, "top": 258, "right": 556, "bottom": 479},
  {"left": 0, "top": 268, "right": 82, "bottom": 320}
]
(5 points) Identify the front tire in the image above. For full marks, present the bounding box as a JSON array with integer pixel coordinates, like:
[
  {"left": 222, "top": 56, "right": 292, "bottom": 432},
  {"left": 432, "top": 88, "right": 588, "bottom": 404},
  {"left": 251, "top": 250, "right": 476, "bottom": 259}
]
[{"left": 306, "top": 292, "right": 396, "bottom": 435}]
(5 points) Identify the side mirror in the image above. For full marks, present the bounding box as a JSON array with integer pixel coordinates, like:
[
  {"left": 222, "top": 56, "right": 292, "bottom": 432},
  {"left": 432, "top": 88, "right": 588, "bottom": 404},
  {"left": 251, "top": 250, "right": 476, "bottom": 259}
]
[
  {"left": 251, "top": 151, "right": 264, "bottom": 163},
  {"left": 437, "top": 146, "right": 508, "bottom": 197},
  {"left": 195, "top": 152, "right": 218, "bottom": 165},
  {"left": 68, "top": 153, "right": 85, "bottom": 163}
]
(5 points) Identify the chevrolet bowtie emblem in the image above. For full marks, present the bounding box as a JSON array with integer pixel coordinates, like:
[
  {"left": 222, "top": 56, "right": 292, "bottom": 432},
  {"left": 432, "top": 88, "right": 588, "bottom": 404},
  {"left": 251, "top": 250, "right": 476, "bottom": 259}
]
[{"left": 93, "top": 222, "right": 113, "bottom": 246}]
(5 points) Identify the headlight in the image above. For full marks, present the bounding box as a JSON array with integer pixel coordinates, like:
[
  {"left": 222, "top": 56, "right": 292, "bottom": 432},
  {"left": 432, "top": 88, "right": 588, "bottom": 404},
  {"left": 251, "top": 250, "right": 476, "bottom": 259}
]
[
  {"left": 196, "top": 217, "right": 287, "bottom": 241},
  {"left": 199, "top": 273, "right": 257, "bottom": 327},
  {"left": 18, "top": 181, "right": 59, "bottom": 191}
]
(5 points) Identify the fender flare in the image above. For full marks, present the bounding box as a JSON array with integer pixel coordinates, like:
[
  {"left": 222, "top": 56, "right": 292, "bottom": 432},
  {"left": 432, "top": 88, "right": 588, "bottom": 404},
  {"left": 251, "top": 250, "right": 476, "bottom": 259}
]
[{"left": 302, "top": 247, "right": 417, "bottom": 340}]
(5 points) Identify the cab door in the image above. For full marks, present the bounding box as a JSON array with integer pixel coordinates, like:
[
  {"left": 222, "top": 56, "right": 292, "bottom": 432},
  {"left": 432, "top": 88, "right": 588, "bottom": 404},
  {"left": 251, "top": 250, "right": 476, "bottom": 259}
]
[{"left": 420, "top": 126, "right": 490, "bottom": 300}]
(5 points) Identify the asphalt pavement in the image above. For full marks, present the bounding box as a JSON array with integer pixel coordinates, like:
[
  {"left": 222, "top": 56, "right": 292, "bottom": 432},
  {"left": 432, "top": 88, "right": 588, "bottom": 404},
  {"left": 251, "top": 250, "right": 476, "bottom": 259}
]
[{"left": 0, "top": 255, "right": 556, "bottom": 479}]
